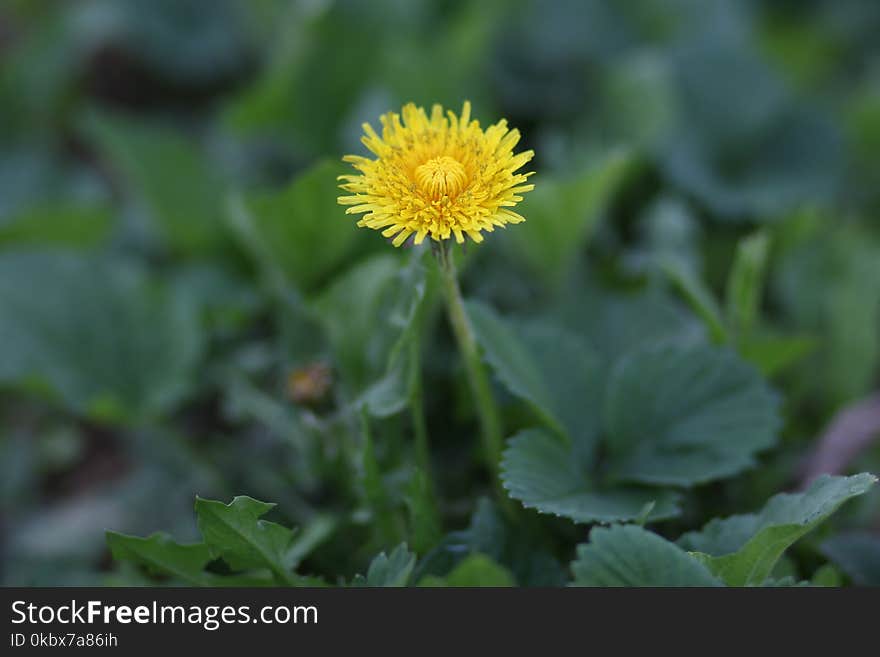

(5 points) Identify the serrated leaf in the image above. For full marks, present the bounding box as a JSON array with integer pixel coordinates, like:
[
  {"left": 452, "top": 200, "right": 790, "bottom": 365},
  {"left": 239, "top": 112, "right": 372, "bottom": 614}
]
[
  {"left": 106, "top": 531, "right": 211, "bottom": 586},
  {"left": 501, "top": 429, "right": 680, "bottom": 523},
  {"left": 195, "top": 496, "right": 297, "bottom": 585},
  {"left": 353, "top": 544, "right": 416, "bottom": 587},
  {"left": 420, "top": 553, "right": 516, "bottom": 587},
  {"left": 604, "top": 342, "right": 780, "bottom": 486},
  {"left": 679, "top": 474, "right": 877, "bottom": 586},
  {"left": 467, "top": 302, "right": 602, "bottom": 454},
  {"left": 0, "top": 251, "right": 203, "bottom": 424},
  {"left": 571, "top": 524, "right": 722, "bottom": 587}
]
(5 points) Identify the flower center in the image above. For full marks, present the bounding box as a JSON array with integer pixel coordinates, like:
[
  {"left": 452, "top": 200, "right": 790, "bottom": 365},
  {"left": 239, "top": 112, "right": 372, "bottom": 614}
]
[{"left": 415, "top": 156, "right": 468, "bottom": 199}]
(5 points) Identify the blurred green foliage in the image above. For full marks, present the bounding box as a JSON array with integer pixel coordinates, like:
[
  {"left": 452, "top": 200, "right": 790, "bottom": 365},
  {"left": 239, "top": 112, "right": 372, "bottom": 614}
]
[{"left": 1, "top": 0, "right": 879, "bottom": 586}]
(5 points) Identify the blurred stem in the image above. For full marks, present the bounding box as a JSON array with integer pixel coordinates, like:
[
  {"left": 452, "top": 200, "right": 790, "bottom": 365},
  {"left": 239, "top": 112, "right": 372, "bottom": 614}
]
[
  {"left": 434, "top": 242, "right": 504, "bottom": 479},
  {"left": 408, "top": 337, "right": 432, "bottom": 483}
]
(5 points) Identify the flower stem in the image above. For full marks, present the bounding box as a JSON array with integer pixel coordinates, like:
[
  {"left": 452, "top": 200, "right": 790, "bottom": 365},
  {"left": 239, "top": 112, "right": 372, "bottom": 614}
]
[{"left": 435, "top": 243, "right": 504, "bottom": 477}]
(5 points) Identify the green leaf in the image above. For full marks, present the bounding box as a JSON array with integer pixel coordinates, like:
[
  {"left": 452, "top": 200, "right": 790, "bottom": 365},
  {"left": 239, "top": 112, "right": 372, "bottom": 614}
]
[
  {"left": 726, "top": 230, "right": 771, "bottom": 340},
  {"left": 810, "top": 564, "right": 842, "bottom": 587},
  {"left": 604, "top": 342, "right": 780, "bottom": 486},
  {"left": 405, "top": 469, "right": 442, "bottom": 555},
  {"left": 821, "top": 533, "right": 880, "bottom": 586},
  {"left": 661, "top": 259, "right": 728, "bottom": 344},
  {"left": 571, "top": 525, "right": 722, "bottom": 587},
  {"left": 106, "top": 531, "right": 211, "bottom": 586},
  {"left": 459, "top": 498, "right": 567, "bottom": 587},
  {"left": 467, "top": 302, "right": 602, "bottom": 454},
  {"left": 353, "top": 544, "right": 416, "bottom": 587},
  {"left": 509, "top": 149, "right": 634, "bottom": 286},
  {"left": 236, "top": 160, "right": 361, "bottom": 293},
  {"left": 0, "top": 251, "right": 203, "bottom": 424},
  {"left": 679, "top": 474, "right": 877, "bottom": 586},
  {"left": 358, "top": 249, "right": 436, "bottom": 418},
  {"left": 311, "top": 254, "right": 401, "bottom": 390},
  {"left": 410, "top": 498, "right": 566, "bottom": 587},
  {"left": 738, "top": 331, "right": 816, "bottom": 377},
  {"left": 284, "top": 515, "right": 338, "bottom": 572},
  {"left": 83, "top": 112, "right": 226, "bottom": 254},
  {"left": 419, "top": 554, "right": 516, "bottom": 587},
  {"left": 222, "top": 2, "right": 371, "bottom": 155},
  {"left": 0, "top": 202, "right": 113, "bottom": 248},
  {"left": 194, "top": 496, "right": 297, "bottom": 585},
  {"left": 501, "top": 429, "right": 680, "bottom": 523},
  {"left": 359, "top": 409, "right": 399, "bottom": 545},
  {"left": 775, "top": 227, "right": 880, "bottom": 407},
  {"left": 560, "top": 287, "right": 703, "bottom": 366}
]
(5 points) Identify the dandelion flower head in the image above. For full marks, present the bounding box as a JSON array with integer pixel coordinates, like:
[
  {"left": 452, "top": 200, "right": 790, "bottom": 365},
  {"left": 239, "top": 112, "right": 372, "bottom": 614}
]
[{"left": 338, "top": 101, "right": 535, "bottom": 246}]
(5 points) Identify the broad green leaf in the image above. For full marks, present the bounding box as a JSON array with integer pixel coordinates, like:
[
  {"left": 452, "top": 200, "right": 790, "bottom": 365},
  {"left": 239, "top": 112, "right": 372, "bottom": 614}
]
[
  {"left": 0, "top": 251, "right": 203, "bottom": 424},
  {"left": 467, "top": 301, "right": 602, "bottom": 454},
  {"left": 679, "top": 474, "right": 877, "bottom": 586},
  {"left": 420, "top": 554, "right": 515, "bottom": 587},
  {"left": 82, "top": 112, "right": 226, "bottom": 254},
  {"left": 508, "top": 149, "right": 634, "bottom": 286},
  {"left": 661, "top": 36, "right": 839, "bottom": 218},
  {"left": 501, "top": 429, "right": 680, "bottom": 523},
  {"left": 106, "top": 531, "right": 211, "bottom": 586},
  {"left": 353, "top": 544, "right": 416, "bottom": 587},
  {"left": 726, "top": 230, "right": 770, "bottom": 339},
  {"left": 604, "top": 342, "right": 780, "bottom": 486},
  {"left": 601, "top": 52, "right": 677, "bottom": 148},
  {"left": 311, "top": 254, "right": 400, "bottom": 390},
  {"left": 237, "top": 160, "right": 361, "bottom": 293},
  {"left": 821, "top": 533, "right": 880, "bottom": 586},
  {"left": 195, "top": 496, "right": 297, "bottom": 585},
  {"left": 0, "top": 202, "right": 112, "bottom": 248},
  {"left": 222, "top": 1, "right": 371, "bottom": 154},
  {"left": 571, "top": 525, "right": 722, "bottom": 587},
  {"left": 560, "top": 287, "right": 703, "bottom": 366},
  {"left": 775, "top": 227, "right": 880, "bottom": 407}
]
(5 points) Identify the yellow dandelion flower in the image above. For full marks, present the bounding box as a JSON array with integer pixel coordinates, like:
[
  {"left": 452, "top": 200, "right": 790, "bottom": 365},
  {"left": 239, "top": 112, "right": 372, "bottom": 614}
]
[{"left": 338, "top": 101, "right": 535, "bottom": 247}]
